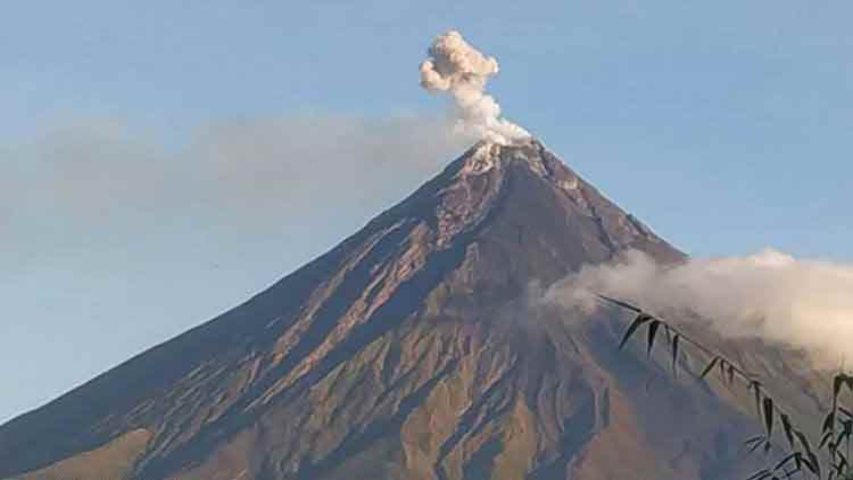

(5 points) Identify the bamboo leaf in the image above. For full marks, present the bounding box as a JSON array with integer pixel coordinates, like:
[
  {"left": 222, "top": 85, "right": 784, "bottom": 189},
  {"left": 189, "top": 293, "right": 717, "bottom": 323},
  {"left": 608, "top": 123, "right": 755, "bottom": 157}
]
[
  {"left": 793, "top": 452, "right": 803, "bottom": 472},
  {"left": 794, "top": 429, "right": 820, "bottom": 477},
  {"left": 619, "top": 313, "right": 652, "bottom": 349},
  {"left": 835, "top": 374, "right": 846, "bottom": 400},
  {"left": 836, "top": 453, "right": 849, "bottom": 470},
  {"left": 700, "top": 357, "right": 719, "bottom": 379},
  {"left": 671, "top": 334, "right": 680, "bottom": 376},
  {"left": 597, "top": 294, "right": 642, "bottom": 313},
  {"left": 745, "top": 469, "right": 772, "bottom": 480},
  {"left": 751, "top": 381, "right": 763, "bottom": 417},
  {"left": 744, "top": 435, "right": 765, "bottom": 447},
  {"left": 824, "top": 411, "right": 837, "bottom": 434},
  {"left": 820, "top": 430, "right": 833, "bottom": 449},
  {"left": 749, "top": 438, "right": 768, "bottom": 453},
  {"left": 646, "top": 320, "right": 661, "bottom": 356},
  {"left": 806, "top": 451, "right": 821, "bottom": 476},
  {"left": 780, "top": 414, "right": 795, "bottom": 449},
  {"left": 799, "top": 449, "right": 819, "bottom": 476},
  {"left": 773, "top": 452, "right": 799, "bottom": 472},
  {"left": 762, "top": 396, "right": 774, "bottom": 436}
]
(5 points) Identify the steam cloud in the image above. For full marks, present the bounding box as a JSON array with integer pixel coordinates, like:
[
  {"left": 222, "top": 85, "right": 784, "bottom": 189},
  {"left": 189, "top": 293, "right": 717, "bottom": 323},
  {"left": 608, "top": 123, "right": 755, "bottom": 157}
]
[
  {"left": 420, "top": 30, "right": 530, "bottom": 145},
  {"left": 546, "top": 249, "right": 853, "bottom": 364}
]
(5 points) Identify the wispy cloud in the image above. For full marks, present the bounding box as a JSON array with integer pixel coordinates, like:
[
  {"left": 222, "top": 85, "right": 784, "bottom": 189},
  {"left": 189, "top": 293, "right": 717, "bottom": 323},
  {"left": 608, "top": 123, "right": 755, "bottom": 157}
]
[{"left": 2, "top": 113, "right": 471, "bottom": 268}]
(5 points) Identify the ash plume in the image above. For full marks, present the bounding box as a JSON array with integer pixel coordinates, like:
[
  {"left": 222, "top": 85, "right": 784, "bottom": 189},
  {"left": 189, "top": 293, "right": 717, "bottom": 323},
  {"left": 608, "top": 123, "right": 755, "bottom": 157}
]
[
  {"left": 546, "top": 249, "right": 853, "bottom": 365},
  {"left": 420, "top": 30, "right": 530, "bottom": 145}
]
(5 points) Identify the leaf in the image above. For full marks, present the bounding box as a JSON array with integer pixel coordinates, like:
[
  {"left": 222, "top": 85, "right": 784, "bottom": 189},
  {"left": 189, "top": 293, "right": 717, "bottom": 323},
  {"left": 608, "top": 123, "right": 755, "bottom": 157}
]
[
  {"left": 836, "top": 453, "right": 849, "bottom": 471},
  {"left": 619, "top": 313, "right": 652, "bottom": 349},
  {"left": 744, "top": 435, "right": 765, "bottom": 447},
  {"left": 780, "top": 414, "right": 795, "bottom": 448},
  {"left": 806, "top": 451, "right": 821, "bottom": 476},
  {"left": 671, "top": 334, "right": 680, "bottom": 376},
  {"left": 824, "top": 411, "right": 837, "bottom": 434},
  {"left": 794, "top": 429, "right": 821, "bottom": 477},
  {"left": 647, "top": 320, "right": 661, "bottom": 356},
  {"left": 773, "top": 452, "right": 800, "bottom": 472},
  {"left": 762, "top": 396, "right": 774, "bottom": 436},
  {"left": 835, "top": 374, "right": 847, "bottom": 400},
  {"left": 843, "top": 419, "right": 853, "bottom": 435},
  {"left": 750, "top": 381, "right": 763, "bottom": 417},
  {"left": 835, "top": 428, "right": 850, "bottom": 449},
  {"left": 820, "top": 430, "right": 833, "bottom": 449},
  {"left": 795, "top": 429, "right": 815, "bottom": 457},
  {"left": 799, "top": 451, "right": 819, "bottom": 476},
  {"left": 745, "top": 469, "right": 772, "bottom": 480},
  {"left": 749, "top": 438, "right": 768, "bottom": 453},
  {"left": 700, "top": 357, "right": 720, "bottom": 378},
  {"left": 597, "top": 294, "right": 642, "bottom": 313}
]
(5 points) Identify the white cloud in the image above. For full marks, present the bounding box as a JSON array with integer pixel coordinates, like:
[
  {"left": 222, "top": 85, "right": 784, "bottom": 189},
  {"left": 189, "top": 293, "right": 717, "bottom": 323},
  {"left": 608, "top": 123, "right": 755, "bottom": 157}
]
[{"left": 546, "top": 249, "right": 853, "bottom": 365}]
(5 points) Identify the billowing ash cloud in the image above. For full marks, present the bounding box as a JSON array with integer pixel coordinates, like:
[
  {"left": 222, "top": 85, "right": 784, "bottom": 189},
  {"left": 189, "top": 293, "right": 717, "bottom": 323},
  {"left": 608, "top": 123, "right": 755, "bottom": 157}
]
[
  {"left": 545, "top": 249, "right": 853, "bottom": 365},
  {"left": 420, "top": 30, "right": 530, "bottom": 145}
]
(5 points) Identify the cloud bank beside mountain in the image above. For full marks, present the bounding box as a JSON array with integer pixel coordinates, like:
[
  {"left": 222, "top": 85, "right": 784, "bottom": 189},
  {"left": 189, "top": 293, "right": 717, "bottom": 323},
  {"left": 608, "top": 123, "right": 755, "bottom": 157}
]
[{"left": 545, "top": 249, "right": 853, "bottom": 365}]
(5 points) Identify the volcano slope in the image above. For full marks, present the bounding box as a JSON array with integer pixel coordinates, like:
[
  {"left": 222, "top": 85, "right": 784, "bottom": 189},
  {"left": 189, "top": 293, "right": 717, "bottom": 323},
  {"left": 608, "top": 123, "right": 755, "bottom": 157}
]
[{"left": 0, "top": 139, "right": 826, "bottom": 479}]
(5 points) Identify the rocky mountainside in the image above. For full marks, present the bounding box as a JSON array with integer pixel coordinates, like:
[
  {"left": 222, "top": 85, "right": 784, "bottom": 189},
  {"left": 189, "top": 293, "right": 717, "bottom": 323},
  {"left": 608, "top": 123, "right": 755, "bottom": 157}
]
[{"left": 0, "top": 139, "right": 825, "bottom": 479}]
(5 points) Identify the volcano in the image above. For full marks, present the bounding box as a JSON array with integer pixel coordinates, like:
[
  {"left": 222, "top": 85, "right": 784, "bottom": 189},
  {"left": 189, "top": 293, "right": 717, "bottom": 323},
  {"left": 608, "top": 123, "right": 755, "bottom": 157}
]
[{"left": 0, "top": 139, "right": 825, "bottom": 479}]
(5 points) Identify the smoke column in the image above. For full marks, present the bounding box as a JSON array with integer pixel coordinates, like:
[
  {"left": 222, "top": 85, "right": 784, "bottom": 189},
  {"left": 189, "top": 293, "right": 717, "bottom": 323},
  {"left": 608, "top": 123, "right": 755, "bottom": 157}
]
[
  {"left": 545, "top": 249, "right": 853, "bottom": 365},
  {"left": 420, "top": 30, "right": 530, "bottom": 145}
]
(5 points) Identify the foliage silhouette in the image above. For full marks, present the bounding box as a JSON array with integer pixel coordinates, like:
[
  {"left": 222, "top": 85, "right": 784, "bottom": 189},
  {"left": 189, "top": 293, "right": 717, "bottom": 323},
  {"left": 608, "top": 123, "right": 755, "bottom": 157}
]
[{"left": 598, "top": 295, "right": 853, "bottom": 480}]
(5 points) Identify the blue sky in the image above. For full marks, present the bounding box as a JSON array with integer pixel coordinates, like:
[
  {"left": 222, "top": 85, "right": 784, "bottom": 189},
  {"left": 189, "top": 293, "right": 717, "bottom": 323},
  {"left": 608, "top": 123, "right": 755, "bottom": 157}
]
[{"left": 2, "top": 0, "right": 851, "bottom": 422}]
